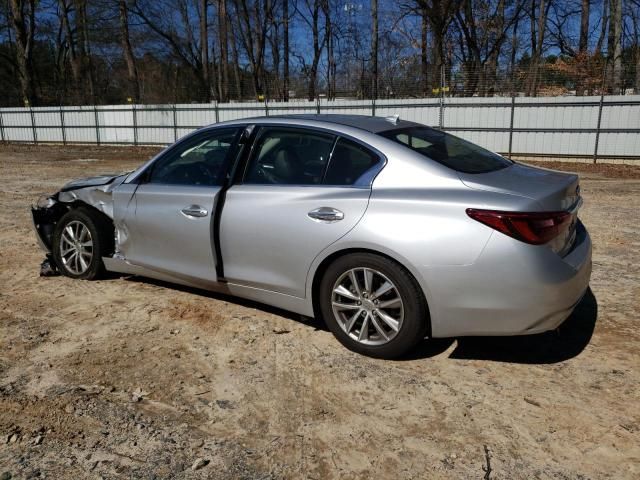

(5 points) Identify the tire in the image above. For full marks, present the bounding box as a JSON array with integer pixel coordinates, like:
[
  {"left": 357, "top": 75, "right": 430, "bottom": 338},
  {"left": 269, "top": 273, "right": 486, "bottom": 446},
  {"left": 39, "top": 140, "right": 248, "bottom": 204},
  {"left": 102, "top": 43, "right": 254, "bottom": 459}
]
[
  {"left": 319, "top": 253, "right": 429, "bottom": 359},
  {"left": 52, "top": 207, "right": 113, "bottom": 280}
]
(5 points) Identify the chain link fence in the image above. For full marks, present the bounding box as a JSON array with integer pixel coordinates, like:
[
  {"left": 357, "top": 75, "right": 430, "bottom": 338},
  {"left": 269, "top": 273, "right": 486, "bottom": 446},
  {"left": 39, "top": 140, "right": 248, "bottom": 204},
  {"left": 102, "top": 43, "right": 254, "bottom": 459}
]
[{"left": 1, "top": 65, "right": 639, "bottom": 164}]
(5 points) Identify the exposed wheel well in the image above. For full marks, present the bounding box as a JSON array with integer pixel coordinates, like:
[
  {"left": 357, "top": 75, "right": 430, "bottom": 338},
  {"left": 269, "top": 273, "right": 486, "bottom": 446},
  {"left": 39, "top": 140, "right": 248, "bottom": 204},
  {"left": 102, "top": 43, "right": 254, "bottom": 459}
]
[
  {"left": 311, "top": 248, "right": 432, "bottom": 338},
  {"left": 41, "top": 201, "right": 115, "bottom": 255},
  {"left": 70, "top": 203, "right": 115, "bottom": 255}
]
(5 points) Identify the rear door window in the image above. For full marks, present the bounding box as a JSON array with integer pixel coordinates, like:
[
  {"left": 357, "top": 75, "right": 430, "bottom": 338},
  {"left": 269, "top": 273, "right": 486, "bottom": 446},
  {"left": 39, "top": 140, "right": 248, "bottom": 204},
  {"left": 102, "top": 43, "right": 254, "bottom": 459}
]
[
  {"left": 244, "top": 127, "right": 336, "bottom": 185},
  {"left": 380, "top": 127, "right": 512, "bottom": 173}
]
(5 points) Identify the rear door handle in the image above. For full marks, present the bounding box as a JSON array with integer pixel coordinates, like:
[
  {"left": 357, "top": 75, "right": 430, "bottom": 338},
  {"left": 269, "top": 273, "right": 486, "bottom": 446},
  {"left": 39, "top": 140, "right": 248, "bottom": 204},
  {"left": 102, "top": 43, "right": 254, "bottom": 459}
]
[
  {"left": 308, "top": 207, "right": 344, "bottom": 223},
  {"left": 181, "top": 205, "right": 208, "bottom": 218}
]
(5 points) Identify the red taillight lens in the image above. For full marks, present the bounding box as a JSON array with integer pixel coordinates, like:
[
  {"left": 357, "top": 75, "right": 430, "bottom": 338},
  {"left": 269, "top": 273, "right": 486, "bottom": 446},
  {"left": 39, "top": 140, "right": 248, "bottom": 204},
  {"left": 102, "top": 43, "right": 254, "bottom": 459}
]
[{"left": 466, "top": 208, "right": 572, "bottom": 245}]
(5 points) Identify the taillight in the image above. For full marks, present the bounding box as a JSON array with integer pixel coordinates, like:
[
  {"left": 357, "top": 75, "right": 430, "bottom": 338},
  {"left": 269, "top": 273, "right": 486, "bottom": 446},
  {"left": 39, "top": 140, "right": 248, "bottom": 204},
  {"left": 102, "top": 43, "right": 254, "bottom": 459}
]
[{"left": 466, "top": 208, "right": 572, "bottom": 245}]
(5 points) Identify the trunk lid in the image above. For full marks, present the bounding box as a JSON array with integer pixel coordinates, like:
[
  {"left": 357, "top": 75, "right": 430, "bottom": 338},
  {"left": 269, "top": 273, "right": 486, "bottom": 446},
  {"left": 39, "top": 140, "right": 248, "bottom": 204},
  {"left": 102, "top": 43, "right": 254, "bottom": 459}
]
[
  {"left": 459, "top": 162, "right": 582, "bottom": 255},
  {"left": 458, "top": 162, "right": 580, "bottom": 211}
]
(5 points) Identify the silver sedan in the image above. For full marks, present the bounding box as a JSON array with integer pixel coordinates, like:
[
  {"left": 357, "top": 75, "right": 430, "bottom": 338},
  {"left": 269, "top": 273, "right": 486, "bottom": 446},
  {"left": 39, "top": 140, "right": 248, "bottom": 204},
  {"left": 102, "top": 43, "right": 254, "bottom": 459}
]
[{"left": 32, "top": 115, "right": 592, "bottom": 358}]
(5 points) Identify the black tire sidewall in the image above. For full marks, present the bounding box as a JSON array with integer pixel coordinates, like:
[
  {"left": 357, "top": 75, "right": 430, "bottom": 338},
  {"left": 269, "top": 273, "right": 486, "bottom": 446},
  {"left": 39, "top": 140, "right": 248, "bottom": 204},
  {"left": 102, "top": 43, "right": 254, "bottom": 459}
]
[
  {"left": 319, "top": 253, "right": 429, "bottom": 359},
  {"left": 52, "top": 208, "right": 107, "bottom": 280}
]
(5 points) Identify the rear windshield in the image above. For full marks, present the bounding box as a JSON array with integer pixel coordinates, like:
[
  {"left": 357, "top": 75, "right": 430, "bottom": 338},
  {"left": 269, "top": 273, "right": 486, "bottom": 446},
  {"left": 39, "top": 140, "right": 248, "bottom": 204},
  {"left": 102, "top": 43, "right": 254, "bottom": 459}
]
[{"left": 379, "top": 127, "right": 512, "bottom": 174}]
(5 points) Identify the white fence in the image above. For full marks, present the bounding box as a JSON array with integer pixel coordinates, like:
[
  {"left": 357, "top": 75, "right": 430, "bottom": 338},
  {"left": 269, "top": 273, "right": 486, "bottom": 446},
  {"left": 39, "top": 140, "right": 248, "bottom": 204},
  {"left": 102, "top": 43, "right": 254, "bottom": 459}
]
[{"left": 1, "top": 95, "right": 639, "bottom": 162}]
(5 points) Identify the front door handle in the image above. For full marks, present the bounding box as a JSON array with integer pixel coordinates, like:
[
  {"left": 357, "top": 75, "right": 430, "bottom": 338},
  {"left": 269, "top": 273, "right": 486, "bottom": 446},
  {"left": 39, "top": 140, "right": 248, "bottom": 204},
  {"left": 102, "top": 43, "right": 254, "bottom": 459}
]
[
  {"left": 181, "top": 205, "right": 208, "bottom": 218},
  {"left": 308, "top": 207, "right": 344, "bottom": 223}
]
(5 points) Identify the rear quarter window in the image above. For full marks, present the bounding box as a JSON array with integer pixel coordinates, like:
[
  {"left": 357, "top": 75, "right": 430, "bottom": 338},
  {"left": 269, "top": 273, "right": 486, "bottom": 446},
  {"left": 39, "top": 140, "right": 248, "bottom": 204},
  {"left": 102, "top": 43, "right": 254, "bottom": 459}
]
[
  {"left": 324, "top": 138, "right": 380, "bottom": 186},
  {"left": 380, "top": 127, "right": 512, "bottom": 174}
]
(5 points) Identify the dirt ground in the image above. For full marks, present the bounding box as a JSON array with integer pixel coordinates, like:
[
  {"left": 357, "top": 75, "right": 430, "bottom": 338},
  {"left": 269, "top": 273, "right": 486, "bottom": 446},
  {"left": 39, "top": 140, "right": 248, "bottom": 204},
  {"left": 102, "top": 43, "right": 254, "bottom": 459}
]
[{"left": 0, "top": 144, "right": 639, "bottom": 480}]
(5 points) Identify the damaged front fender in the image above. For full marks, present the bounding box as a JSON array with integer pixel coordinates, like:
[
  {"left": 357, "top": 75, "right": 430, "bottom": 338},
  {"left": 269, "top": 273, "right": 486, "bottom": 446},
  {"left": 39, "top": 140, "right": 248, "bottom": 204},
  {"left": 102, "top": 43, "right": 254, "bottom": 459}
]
[
  {"left": 31, "top": 172, "right": 129, "bottom": 253},
  {"left": 57, "top": 173, "right": 129, "bottom": 218}
]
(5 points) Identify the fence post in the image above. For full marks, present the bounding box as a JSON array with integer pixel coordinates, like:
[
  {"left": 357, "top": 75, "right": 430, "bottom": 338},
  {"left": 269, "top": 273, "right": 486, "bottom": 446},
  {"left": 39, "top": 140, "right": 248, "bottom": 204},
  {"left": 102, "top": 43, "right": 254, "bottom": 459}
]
[
  {"left": 173, "top": 104, "right": 178, "bottom": 142},
  {"left": 438, "top": 65, "right": 445, "bottom": 129},
  {"left": 214, "top": 100, "right": 220, "bottom": 123},
  {"left": 593, "top": 93, "right": 605, "bottom": 164},
  {"left": 371, "top": 96, "right": 376, "bottom": 117},
  {"left": 93, "top": 106, "right": 101, "bottom": 146},
  {"left": 264, "top": 96, "right": 269, "bottom": 116},
  {"left": 508, "top": 94, "right": 516, "bottom": 159},
  {"left": 316, "top": 95, "right": 321, "bottom": 114},
  {"left": 132, "top": 104, "right": 138, "bottom": 146},
  {"left": 59, "top": 106, "right": 67, "bottom": 145},
  {"left": 0, "top": 109, "right": 5, "bottom": 143},
  {"left": 30, "top": 107, "right": 38, "bottom": 144}
]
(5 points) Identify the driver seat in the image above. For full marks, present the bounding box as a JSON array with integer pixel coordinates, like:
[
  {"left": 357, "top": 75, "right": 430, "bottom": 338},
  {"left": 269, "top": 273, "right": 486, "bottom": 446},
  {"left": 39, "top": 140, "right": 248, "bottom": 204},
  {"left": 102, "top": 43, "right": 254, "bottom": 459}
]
[{"left": 273, "top": 147, "right": 303, "bottom": 184}]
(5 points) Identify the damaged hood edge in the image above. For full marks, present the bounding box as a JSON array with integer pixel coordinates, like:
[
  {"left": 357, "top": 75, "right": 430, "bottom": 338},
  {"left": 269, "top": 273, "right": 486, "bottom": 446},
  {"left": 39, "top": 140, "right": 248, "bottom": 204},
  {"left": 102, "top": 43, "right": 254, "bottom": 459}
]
[
  {"left": 60, "top": 172, "right": 131, "bottom": 192},
  {"left": 56, "top": 173, "right": 130, "bottom": 218}
]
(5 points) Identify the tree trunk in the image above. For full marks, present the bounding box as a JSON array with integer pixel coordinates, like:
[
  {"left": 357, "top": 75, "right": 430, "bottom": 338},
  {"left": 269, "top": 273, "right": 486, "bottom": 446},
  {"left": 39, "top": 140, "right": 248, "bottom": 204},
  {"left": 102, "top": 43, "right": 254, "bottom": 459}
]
[
  {"left": 421, "top": 7, "right": 428, "bottom": 96},
  {"left": 430, "top": 24, "right": 445, "bottom": 92},
  {"left": 484, "top": 0, "right": 504, "bottom": 96},
  {"left": 59, "top": 0, "right": 80, "bottom": 89},
  {"left": 8, "top": 0, "right": 37, "bottom": 106},
  {"left": 230, "top": 27, "right": 242, "bottom": 99},
  {"left": 607, "top": 0, "right": 623, "bottom": 93},
  {"left": 307, "top": 0, "right": 322, "bottom": 101},
  {"left": 200, "top": 0, "right": 211, "bottom": 101},
  {"left": 527, "top": 0, "right": 547, "bottom": 96},
  {"left": 371, "top": 0, "right": 378, "bottom": 99},
  {"left": 218, "top": 0, "right": 229, "bottom": 102},
  {"left": 578, "top": 0, "right": 589, "bottom": 54},
  {"left": 635, "top": 45, "right": 640, "bottom": 94},
  {"left": 575, "top": 0, "right": 590, "bottom": 96},
  {"left": 268, "top": 0, "right": 281, "bottom": 100},
  {"left": 595, "top": 0, "right": 608, "bottom": 55},
  {"left": 118, "top": 0, "right": 140, "bottom": 103},
  {"left": 73, "top": 0, "right": 95, "bottom": 102},
  {"left": 510, "top": 13, "right": 520, "bottom": 92},
  {"left": 324, "top": 1, "right": 335, "bottom": 100},
  {"left": 283, "top": 0, "right": 289, "bottom": 101}
]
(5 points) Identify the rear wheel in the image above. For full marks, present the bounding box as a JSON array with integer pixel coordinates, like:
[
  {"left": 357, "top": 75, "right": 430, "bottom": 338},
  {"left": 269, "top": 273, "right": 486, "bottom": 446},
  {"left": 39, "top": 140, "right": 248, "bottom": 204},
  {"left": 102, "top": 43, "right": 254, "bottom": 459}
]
[
  {"left": 319, "top": 253, "right": 429, "bottom": 359},
  {"left": 52, "top": 208, "right": 112, "bottom": 280}
]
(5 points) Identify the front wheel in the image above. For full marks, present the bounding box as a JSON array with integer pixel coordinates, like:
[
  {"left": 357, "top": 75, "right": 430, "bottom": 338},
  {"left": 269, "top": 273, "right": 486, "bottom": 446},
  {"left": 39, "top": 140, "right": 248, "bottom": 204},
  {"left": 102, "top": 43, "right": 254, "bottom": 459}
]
[
  {"left": 52, "top": 207, "right": 112, "bottom": 280},
  {"left": 319, "top": 253, "right": 429, "bottom": 359}
]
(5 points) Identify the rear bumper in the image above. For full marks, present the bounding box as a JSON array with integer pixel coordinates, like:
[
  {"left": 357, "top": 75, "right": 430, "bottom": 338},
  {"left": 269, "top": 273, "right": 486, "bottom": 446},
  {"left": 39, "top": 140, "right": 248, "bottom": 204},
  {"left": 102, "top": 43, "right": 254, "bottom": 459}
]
[{"left": 426, "top": 221, "right": 592, "bottom": 337}]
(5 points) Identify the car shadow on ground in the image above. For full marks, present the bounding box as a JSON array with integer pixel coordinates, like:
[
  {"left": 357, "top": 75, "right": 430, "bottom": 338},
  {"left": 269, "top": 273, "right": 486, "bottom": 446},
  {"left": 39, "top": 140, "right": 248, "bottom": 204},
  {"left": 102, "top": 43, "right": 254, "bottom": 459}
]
[
  {"left": 123, "top": 275, "right": 597, "bottom": 365},
  {"left": 123, "top": 275, "right": 330, "bottom": 331},
  {"left": 405, "top": 287, "right": 598, "bottom": 364}
]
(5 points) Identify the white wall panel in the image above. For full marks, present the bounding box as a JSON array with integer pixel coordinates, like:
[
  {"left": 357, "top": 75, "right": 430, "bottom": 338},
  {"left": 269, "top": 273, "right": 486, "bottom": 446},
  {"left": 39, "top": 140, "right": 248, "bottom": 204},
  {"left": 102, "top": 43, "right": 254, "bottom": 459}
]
[{"left": 0, "top": 97, "right": 637, "bottom": 159}]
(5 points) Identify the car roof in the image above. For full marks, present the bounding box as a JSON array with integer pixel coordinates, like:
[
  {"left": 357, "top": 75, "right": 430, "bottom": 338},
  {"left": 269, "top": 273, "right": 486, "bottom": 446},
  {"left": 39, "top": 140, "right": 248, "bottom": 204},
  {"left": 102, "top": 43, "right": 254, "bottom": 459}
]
[{"left": 219, "top": 114, "right": 423, "bottom": 134}]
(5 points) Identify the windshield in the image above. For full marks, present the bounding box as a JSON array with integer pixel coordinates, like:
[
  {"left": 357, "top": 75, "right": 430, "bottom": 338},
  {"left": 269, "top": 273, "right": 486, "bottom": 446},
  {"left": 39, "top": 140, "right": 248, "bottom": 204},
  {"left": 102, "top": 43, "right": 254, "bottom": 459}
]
[{"left": 379, "top": 127, "right": 512, "bottom": 174}]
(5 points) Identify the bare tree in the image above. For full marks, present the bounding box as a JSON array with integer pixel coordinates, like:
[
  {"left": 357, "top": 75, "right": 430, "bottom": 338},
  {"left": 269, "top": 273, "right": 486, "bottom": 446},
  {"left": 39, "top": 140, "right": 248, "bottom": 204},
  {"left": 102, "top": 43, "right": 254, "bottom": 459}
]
[
  {"left": 8, "top": 0, "right": 37, "bottom": 105},
  {"left": 200, "top": 0, "right": 212, "bottom": 101},
  {"left": 525, "top": 0, "right": 552, "bottom": 96},
  {"left": 455, "top": 0, "right": 525, "bottom": 96},
  {"left": 283, "top": 0, "right": 289, "bottom": 100},
  {"left": 118, "top": 0, "right": 139, "bottom": 102},
  {"left": 232, "top": 0, "right": 272, "bottom": 98},
  {"left": 596, "top": 0, "right": 609, "bottom": 54},
  {"left": 420, "top": 6, "right": 429, "bottom": 95},
  {"left": 607, "top": 0, "right": 623, "bottom": 92},
  {"left": 217, "top": 0, "right": 229, "bottom": 101},
  {"left": 631, "top": 0, "right": 640, "bottom": 93},
  {"left": 579, "top": 0, "right": 589, "bottom": 54},
  {"left": 297, "top": 0, "right": 327, "bottom": 100},
  {"left": 322, "top": 0, "right": 336, "bottom": 100},
  {"left": 130, "top": 0, "right": 212, "bottom": 102},
  {"left": 414, "top": 0, "right": 462, "bottom": 88},
  {"left": 371, "top": 0, "right": 378, "bottom": 99}
]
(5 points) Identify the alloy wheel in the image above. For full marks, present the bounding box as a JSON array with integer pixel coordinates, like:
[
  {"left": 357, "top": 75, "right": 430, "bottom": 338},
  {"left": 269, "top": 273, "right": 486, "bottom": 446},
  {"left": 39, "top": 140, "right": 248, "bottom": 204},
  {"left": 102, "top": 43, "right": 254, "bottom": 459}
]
[
  {"left": 331, "top": 267, "right": 404, "bottom": 346},
  {"left": 59, "top": 220, "right": 94, "bottom": 275}
]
